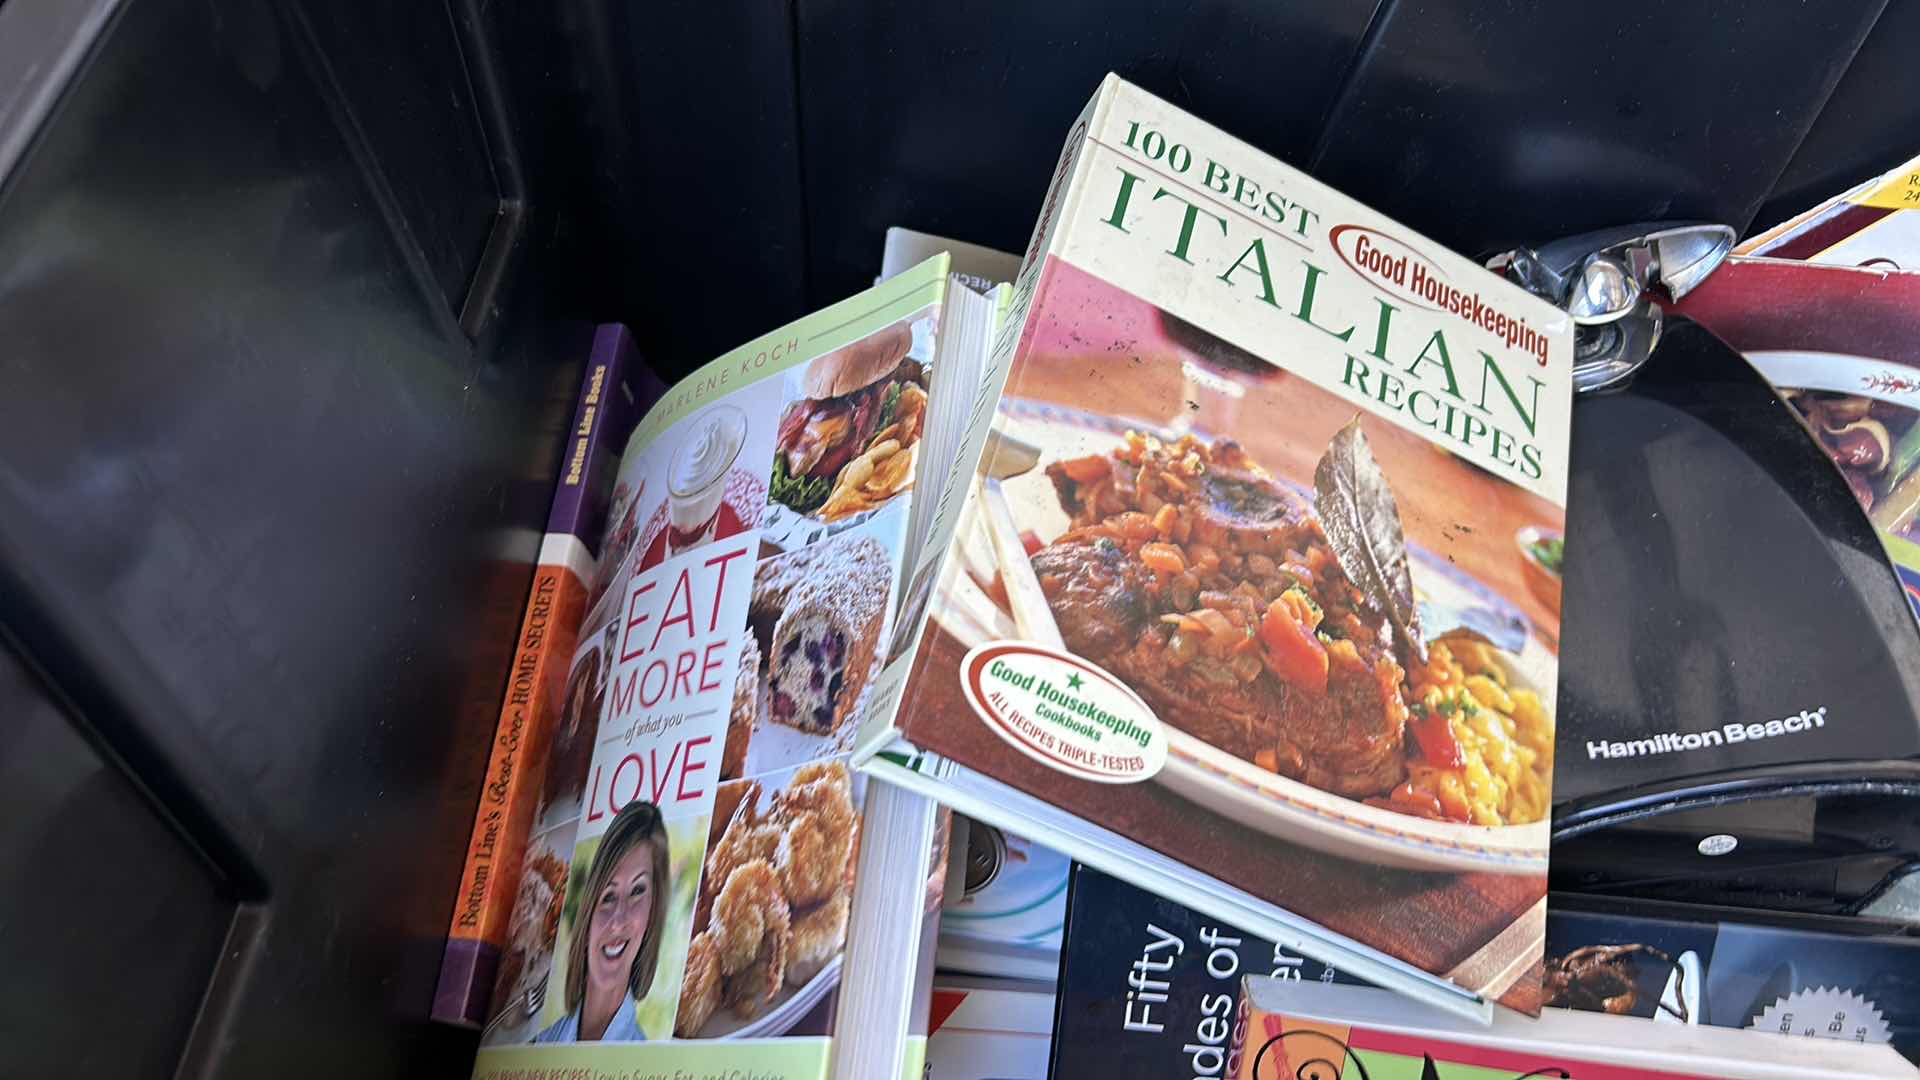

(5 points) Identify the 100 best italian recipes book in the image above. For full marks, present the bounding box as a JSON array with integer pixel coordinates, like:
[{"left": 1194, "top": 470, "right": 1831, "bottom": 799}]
[
  {"left": 471, "top": 256, "right": 989, "bottom": 1079},
  {"left": 860, "top": 75, "right": 1574, "bottom": 1017}
]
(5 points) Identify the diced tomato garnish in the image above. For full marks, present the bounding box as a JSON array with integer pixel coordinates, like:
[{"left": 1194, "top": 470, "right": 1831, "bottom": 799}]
[
  {"left": 1259, "top": 600, "right": 1328, "bottom": 694},
  {"left": 1410, "top": 708, "right": 1467, "bottom": 769}
]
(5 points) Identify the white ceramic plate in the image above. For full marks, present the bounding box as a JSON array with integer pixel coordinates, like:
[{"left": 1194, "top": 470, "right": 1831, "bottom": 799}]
[
  {"left": 691, "top": 954, "right": 842, "bottom": 1039},
  {"left": 760, "top": 498, "right": 888, "bottom": 549},
  {"left": 933, "top": 402, "right": 1554, "bottom": 876},
  {"left": 1744, "top": 350, "right": 1920, "bottom": 406},
  {"left": 1156, "top": 722, "right": 1550, "bottom": 875}
]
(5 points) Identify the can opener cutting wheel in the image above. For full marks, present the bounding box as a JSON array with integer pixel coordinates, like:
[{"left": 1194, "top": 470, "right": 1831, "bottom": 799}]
[{"left": 1490, "top": 223, "right": 1735, "bottom": 393}]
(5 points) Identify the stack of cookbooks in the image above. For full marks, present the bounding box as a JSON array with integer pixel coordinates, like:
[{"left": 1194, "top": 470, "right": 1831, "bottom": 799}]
[
  {"left": 465, "top": 253, "right": 991, "bottom": 1080},
  {"left": 456, "top": 71, "right": 1584, "bottom": 1080}
]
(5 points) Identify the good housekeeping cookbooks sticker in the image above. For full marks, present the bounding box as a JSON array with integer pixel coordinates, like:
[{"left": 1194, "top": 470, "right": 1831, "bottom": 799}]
[{"left": 961, "top": 641, "right": 1166, "bottom": 783}]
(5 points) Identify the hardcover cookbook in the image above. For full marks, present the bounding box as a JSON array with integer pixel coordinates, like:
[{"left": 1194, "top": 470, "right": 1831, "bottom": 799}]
[
  {"left": 1053, "top": 866, "right": 1920, "bottom": 1072},
  {"left": 1675, "top": 254, "right": 1920, "bottom": 620},
  {"left": 855, "top": 75, "right": 1575, "bottom": 1016},
  {"left": 1227, "top": 976, "right": 1912, "bottom": 1079},
  {"left": 468, "top": 256, "right": 996, "bottom": 1079}
]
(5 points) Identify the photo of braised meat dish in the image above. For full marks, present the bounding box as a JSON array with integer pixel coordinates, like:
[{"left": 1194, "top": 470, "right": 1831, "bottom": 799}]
[{"left": 1033, "top": 428, "right": 1553, "bottom": 826}]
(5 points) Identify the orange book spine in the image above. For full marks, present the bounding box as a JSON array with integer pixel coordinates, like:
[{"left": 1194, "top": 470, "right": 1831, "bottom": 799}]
[{"left": 449, "top": 565, "right": 585, "bottom": 938}]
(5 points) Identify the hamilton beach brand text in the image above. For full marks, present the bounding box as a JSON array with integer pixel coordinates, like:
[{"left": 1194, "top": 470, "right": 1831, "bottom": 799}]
[{"left": 1587, "top": 707, "right": 1829, "bottom": 760}]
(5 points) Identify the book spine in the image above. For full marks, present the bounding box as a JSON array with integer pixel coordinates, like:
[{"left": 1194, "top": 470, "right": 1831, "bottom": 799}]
[
  {"left": 544, "top": 325, "right": 661, "bottom": 552},
  {"left": 432, "top": 325, "right": 653, "bottom": 1027},
  {"left": 878, "top": 85, "right": 1108, "bottom": 756}
]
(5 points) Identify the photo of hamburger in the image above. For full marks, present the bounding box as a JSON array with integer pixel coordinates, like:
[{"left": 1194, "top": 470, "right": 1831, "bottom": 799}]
[{"left": 770, "top": 317, "right": 930, "bottom": 521}]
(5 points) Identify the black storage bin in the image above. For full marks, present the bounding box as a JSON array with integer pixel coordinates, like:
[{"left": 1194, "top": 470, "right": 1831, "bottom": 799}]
[{"left": 0, "top": 1, "right": 1914, "bottom": 1076}]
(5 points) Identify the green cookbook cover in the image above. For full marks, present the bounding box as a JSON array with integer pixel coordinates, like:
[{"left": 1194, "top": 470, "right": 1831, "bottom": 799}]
[{"left": 470, "top": 256, "right": 993, "bottom": 1080}]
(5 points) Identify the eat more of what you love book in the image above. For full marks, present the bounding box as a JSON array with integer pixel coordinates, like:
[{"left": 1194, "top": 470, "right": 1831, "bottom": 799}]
[
  {"left": 468, "top": 254, "right": 996, "bottom": 1080},
  {"left": 854, "top": 74, "right": 1574, "bottom": 1021}
]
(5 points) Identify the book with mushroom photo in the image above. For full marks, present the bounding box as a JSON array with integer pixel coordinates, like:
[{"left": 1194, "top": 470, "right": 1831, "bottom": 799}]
[
  {"left": 851, "top": 75, "right": 1577, "bottom": 1021},
  {"left": 469, "top": 254, "right": 996, "bottom": 1080}
]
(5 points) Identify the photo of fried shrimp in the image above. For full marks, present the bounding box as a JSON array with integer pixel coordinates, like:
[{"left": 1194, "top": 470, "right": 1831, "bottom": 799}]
[
  {"left": 775, "top": 810, "right": 848, "bottom": 909},
  {"left": 711, "top": 860, "right": 790, "bottom": 981},
  {"left": 721, "top": 947, "right": 783, "bottom": 1020},
  {"left": 785, "top": 759, "right": 854, "bottom": 803},
  {"left": 774, "top": 763, "right": 856, "bottom": 908},
  {"left": 673, "top": 931, "right": 723, "bottom": 1037},
  {"left": 786, "top": 888, "right": 850, "bottom": 987},
  {"left": 675, "top": 759, "right": 861, "bottom": 1037},
  {"left": 697, "top": 782, "right": 783, "bottom": 929}
]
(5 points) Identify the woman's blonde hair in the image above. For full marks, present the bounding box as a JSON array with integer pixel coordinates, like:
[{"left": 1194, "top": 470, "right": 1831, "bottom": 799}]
[{"left": 564, "top": 800, "right": 670, "bottom": 1014}]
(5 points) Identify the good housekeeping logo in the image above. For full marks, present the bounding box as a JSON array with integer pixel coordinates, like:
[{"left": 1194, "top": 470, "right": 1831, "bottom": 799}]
[{"left": 960, "top": 641, "right": 1166, "bottom": 783}]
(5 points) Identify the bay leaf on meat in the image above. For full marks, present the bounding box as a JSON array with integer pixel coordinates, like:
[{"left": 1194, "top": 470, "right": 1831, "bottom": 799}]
[{"left": 1313, "top": 417, "right": 1426, "bottom": 665}]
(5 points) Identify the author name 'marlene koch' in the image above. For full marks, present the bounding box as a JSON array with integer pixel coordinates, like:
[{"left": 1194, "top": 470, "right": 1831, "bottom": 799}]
[{"left": 1587, "top": 707, "right": 1828, "bottom": 760}]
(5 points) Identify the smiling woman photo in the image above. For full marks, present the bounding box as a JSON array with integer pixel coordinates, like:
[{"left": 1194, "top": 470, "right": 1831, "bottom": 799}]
[{"left": 535, "top": 800, "right": 671, "bottom": 1043}]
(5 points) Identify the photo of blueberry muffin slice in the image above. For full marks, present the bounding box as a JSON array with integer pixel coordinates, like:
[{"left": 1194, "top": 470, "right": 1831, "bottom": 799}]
[{"left": 751, "top": 534, "right": 889, "bottom": 734}]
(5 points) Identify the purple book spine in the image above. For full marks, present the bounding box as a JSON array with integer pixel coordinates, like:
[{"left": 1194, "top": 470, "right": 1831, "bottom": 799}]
[{"left": 545, "top": 324, "right": 662, "bottom": 549}]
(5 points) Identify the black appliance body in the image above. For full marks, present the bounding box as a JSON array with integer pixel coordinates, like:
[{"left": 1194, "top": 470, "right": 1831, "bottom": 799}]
[{"left": 1552, "top": 317, "right": 1920, "bottom": 914}]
